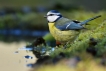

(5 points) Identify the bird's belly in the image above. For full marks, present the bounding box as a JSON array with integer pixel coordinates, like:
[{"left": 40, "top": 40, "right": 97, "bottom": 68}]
[
  {"left": 53, "top": 30, "right": 78, "bottom": 42},
  {"left": 49, "top": 25, "right": 79, "bottom": 42}
]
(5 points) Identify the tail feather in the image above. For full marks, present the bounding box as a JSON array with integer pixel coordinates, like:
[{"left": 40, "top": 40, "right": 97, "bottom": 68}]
[{"left": 80, "top": 15, "right": 101, "bottom": 25}]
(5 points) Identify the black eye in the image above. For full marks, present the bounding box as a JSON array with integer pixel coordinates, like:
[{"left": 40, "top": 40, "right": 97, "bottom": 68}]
[{"left": 49, "top": 14, "right": 54, "bottom": 16}]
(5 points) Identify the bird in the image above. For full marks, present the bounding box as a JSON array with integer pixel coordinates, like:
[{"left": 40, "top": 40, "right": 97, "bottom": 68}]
[{"left": 44, "top": 10, "right": 101, "bottom": 43}]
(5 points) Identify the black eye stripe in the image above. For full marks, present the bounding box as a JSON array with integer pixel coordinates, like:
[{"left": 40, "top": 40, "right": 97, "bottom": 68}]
[{"left": 48, "top": 14, "right": 54, "bottom": 16}]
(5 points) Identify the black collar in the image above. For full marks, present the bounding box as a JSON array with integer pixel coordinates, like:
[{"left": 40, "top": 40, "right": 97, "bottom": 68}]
[{"left": 54, "top": 15, "right": 62, "bottom": 22}]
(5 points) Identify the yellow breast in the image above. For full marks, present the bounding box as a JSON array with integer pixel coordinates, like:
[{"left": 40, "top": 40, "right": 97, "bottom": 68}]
[{"left": 48, "top": 22, "right": 79, "bottom": 42}]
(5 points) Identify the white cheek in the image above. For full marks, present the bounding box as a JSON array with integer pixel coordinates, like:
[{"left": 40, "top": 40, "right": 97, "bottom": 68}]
[
  {"left": 47, "top": 16, "right": 54, "bottom": 22},
  {"left": 47, "top": 16, "right": 59, "bottom": 22}
]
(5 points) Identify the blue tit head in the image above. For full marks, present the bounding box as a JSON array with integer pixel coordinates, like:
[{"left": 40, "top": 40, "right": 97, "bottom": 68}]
[{"left": 44, "top": 10, "right": 62, "bottom": 22}]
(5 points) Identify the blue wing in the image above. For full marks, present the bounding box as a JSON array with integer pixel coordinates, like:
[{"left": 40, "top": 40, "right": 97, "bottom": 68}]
[
  {"left": 55, "top": 21, "right": 84, "bottom": 31},
  {"left": 55, "top": 15, "right": 101, "bottom": 31}
]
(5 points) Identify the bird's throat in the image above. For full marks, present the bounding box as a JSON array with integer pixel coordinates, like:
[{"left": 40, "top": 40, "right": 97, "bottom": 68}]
[{"left": 48, "top": 22, "right": 55, "bottom": 28}]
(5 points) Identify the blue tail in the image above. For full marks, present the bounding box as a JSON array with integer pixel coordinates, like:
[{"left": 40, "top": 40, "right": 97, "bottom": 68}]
[{"left": 80, "top": 15, "right": 101, "bottom": 25}]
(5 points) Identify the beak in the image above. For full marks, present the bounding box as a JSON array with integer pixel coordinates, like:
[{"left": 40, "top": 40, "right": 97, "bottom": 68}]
[{"left": 44, "top": 15, "right": 47, "bottom": 18}]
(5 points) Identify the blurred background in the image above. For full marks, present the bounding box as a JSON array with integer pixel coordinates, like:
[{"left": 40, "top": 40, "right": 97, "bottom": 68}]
[
  {"left": 0, "top": 0, "right": 106, "bottom": 71},
  {"left": 0, "top": 0, "right": 106, "bottom": 42}
]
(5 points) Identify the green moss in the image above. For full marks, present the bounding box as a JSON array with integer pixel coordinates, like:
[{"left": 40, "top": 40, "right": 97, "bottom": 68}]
[
  {"left": 28, "top": 10, "right": 106, "bottom": 71},
  {"left": 47, "top": 11, "right": 106, "bottom": 57}
]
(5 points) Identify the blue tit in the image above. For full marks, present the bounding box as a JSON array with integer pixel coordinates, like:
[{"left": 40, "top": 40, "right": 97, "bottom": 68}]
[{"left": 44, "top": 10, "right": 101, "bottom": 43}]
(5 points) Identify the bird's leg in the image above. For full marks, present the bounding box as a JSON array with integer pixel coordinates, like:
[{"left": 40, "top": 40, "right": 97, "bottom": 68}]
[
  {"left": 55, "top": 41, "right": 66, "bottom": 48},
  {"left": 63, "top": 41, "right": 71, "bottom": 49},
  {"left": 56, "top": 41, "right": 62, "bottom": 46},
  {"left": 56, "top": 41, "right": 71, "bottom": 49}
]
